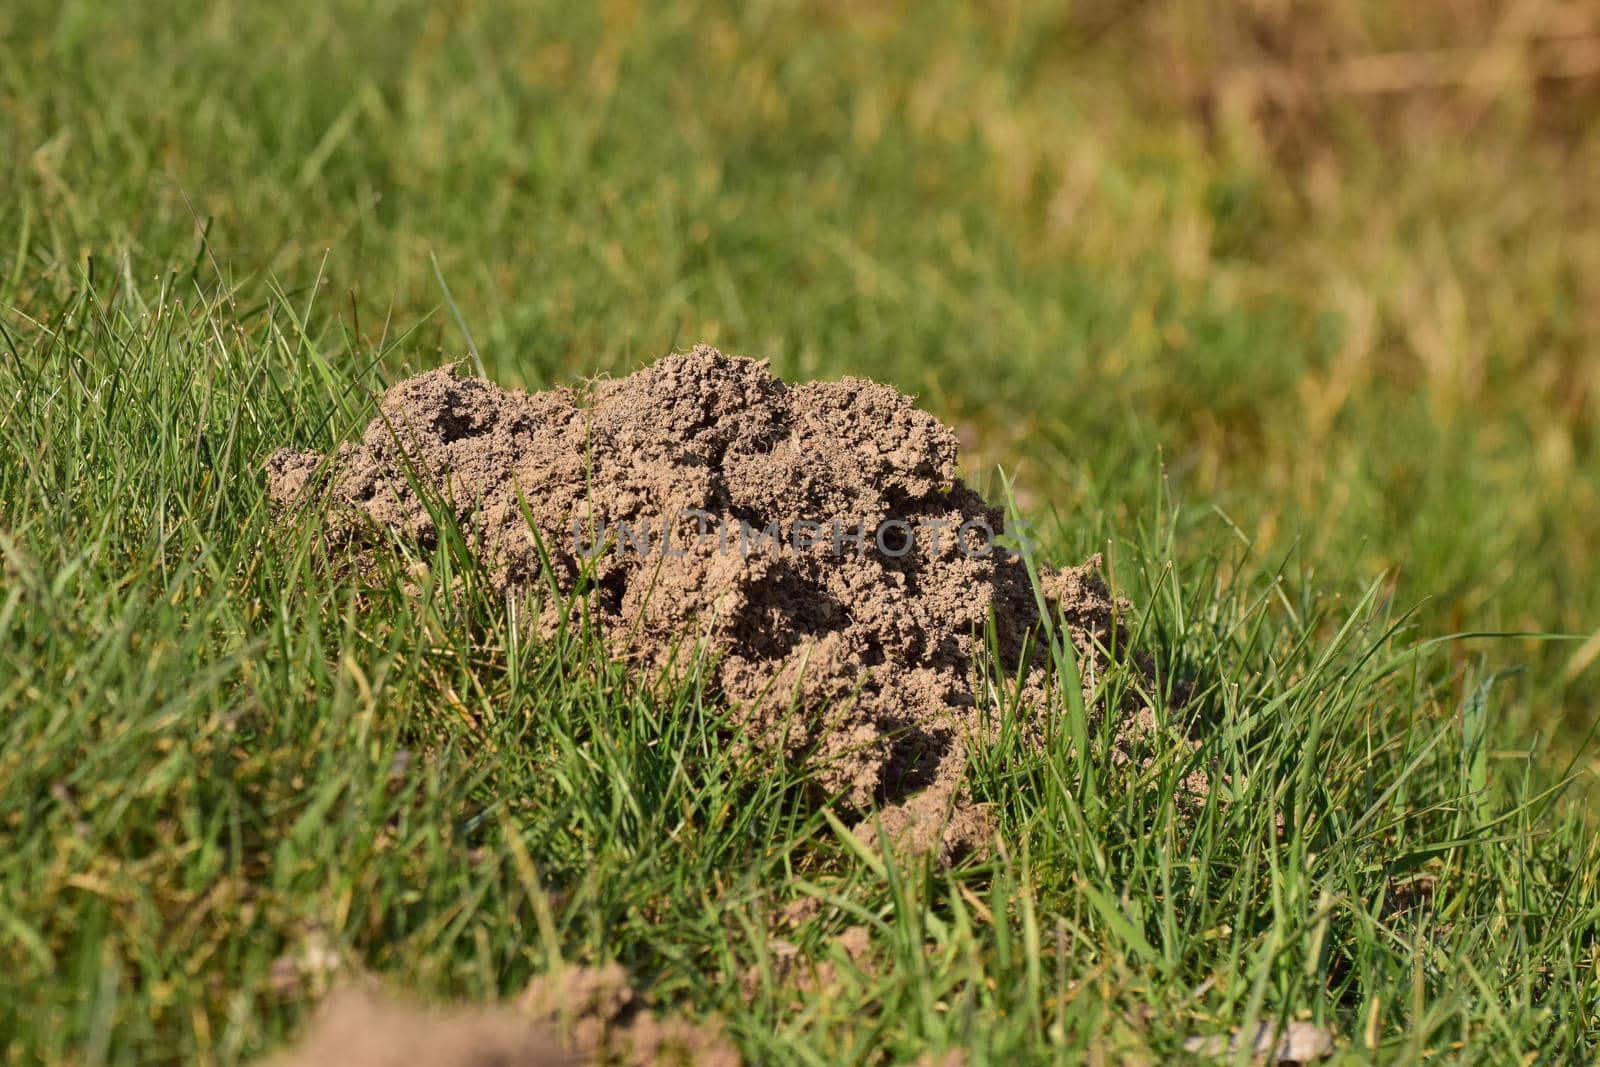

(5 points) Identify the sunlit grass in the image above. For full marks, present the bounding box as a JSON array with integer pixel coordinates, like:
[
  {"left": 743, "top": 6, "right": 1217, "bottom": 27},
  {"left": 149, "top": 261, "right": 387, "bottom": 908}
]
[{"left": 2, "top": 1, "right": 1598, "bottom": 1062}]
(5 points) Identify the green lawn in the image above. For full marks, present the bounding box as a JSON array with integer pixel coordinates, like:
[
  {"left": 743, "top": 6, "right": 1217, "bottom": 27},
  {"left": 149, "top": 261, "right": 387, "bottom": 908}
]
[{"left": 2, "top": 1, "right": 1598, "bottom": 1062}]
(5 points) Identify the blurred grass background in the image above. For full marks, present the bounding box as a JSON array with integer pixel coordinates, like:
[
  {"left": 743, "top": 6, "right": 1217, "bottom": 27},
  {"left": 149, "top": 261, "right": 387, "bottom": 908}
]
[{"left": 3, "top": 0, "right": 1597, "bottom": 749}]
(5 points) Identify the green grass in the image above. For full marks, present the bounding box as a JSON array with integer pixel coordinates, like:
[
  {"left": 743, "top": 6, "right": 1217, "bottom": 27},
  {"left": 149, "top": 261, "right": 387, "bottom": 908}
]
[{"left": 2, "top": 1, "right": 1599, "bottom": 1063}]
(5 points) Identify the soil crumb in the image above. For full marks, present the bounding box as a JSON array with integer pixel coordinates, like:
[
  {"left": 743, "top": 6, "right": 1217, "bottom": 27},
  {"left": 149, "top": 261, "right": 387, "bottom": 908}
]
[{"left": 270, "top": 346, "right": 1174, "bottom": 858}]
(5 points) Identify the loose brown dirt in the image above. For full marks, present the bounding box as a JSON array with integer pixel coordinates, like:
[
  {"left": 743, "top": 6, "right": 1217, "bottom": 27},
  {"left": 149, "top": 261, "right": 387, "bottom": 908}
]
[
  {"left": 520, "top": 963, "right": 740, "bottom": 1067},
  {"left": 254, "top": 985, "right": 573, "bottom": 1067},
  {"left": 269, "top": 346, "right": 1172, "bottom": 858},
  {"left": 257, "top": 968, "right": 739, "bottom": 1067}
]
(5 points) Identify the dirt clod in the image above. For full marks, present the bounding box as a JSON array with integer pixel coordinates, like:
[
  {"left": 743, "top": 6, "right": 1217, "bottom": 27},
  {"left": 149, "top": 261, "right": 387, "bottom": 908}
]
[
  {"left": 270, "top": 346, "right": 1163, "bottom": 858},
  {"left": 520, "top": 964, "right": 740, "bottom": 1067}
]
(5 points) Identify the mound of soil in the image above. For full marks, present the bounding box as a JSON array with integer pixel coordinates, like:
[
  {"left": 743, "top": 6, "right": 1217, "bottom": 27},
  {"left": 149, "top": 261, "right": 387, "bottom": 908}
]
[{"left": 269, "top": 346, "right": 1155, "bottom": 858}]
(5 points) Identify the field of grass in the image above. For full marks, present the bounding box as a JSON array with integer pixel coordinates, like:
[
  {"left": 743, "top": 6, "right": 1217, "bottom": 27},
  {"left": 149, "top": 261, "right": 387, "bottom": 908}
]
[{"left": 3, "top": 1, "right": 1599, "bottom": 1062}]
